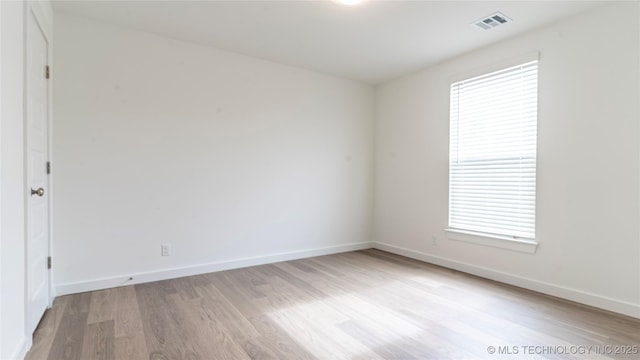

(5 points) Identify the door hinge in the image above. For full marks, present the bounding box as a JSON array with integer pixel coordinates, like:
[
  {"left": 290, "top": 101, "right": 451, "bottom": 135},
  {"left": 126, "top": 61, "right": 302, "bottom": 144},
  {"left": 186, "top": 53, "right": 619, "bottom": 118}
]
[
  {"left": 47, "top": 256, "right": 52, "bottom": 269},
  {"left": 45, "top": 65, "right": 50, "bottom": 79},
  {"left": 46, "top": 161, "right": 51, "bottom": 175}
]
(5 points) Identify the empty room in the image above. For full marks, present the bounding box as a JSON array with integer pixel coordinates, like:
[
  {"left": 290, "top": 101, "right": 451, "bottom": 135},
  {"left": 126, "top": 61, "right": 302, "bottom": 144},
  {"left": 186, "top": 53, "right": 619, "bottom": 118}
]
[{"left": 1, "top": 0, "right": 640, "bottom": 359}]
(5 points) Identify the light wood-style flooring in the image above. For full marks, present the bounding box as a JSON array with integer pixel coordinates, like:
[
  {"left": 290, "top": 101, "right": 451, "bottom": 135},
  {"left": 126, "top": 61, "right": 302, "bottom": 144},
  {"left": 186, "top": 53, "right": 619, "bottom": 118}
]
[{"left": 26, "top": 249, "right": 640, "bottom": 359}]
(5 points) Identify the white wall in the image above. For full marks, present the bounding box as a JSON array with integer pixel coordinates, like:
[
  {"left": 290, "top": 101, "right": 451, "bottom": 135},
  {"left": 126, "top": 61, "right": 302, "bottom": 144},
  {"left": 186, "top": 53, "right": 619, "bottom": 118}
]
[
  {"left": 0, "top": 1, "right": 27, "bottom": 358},
  {"left": 1, "top": 2, "right": 4, "bottom": 355},
  {"left": 53, "top": 13, "right": 374, "bottom": 294},
  {"left": 374, "top": 3, "right": 640, "bottom": 317}
]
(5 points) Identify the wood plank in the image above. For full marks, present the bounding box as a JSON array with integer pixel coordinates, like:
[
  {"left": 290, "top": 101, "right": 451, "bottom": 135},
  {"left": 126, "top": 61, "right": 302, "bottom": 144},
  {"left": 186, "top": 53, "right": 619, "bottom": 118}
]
[
  {"left": 112, "top": 286, "right": 144, "bottom": 337},
  {"left": 168, "top": 294, "right": 252, "bottom": 360},
  {"left": 46, "top": 312, "right": 88, "bottom": 360},
  {"left": 338, "top": 320, "right": 424, "bottom": 359},
  {"left": 113, "top": 286, "right": 148, "bottom": 360},
  {"left": 114, "top": 336, "right": 148, "bottom": 360},
  {"left": 134, "top": 282, "right": 183, "bottom": 360},
  {"left": 80, "top": 320, "right": 115, "bottom": 360},
  {"left": 64, "top": 292, "right": 92, "bottom": 315},
  {"left": 87, "top": 288, "right": 117, "bottom": 324},
  {"left": 244, "top": 314, "right": 318, "bottom": 360}
]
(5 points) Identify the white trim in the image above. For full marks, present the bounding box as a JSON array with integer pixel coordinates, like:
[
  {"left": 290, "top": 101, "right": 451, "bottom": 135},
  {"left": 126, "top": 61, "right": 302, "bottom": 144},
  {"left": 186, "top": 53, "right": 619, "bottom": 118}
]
[
  {"left": 28, "top": 2, "right": 53, "bottom": 35},
  {"left": 52, "top": 239, "right": 640, "bottom": 319},
  {"left": 0, "top": 1, "right": 3, "bottom": 356},
  {"left": 637, "top": 0, "right": 640, "bottom": 328},
  {"left": 449, "top": 51, "right": 540, "bottom": 84},
  {"left": 55, "top": 242, "right": 372, "bottom": 296},
  {"left": 372, "top": 241, "right": 640, "bottom": 319},
  {"left": 9, "top": 335, "right": 30, "bottom": 360},
  {"left": 445, "top": 228, "right": 538, "bottom": 254}
]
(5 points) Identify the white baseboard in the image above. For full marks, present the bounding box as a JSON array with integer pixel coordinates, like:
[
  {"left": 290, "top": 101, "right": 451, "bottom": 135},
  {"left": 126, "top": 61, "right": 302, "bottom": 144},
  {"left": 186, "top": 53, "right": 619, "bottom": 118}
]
[
  {"left": 55, "top": 242, "right": 372, "bottom": 296},
  {"left": 54, "top": 240, "right": 640, "bottom": 320},
  {"left": 10, "top": 335, "right": 30, "bottom": 360},
  {"left": 373, "top": 241, "right": 640, "bottom": 319}
]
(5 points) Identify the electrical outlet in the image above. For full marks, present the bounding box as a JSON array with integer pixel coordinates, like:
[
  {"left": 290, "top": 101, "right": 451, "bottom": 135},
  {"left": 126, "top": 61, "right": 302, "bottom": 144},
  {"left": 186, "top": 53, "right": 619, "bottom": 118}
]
[
  {"left": 161, "top": 244, "right": 171, "bottom": 256},
  {"left": 431, "top": 236, "right": 438, "bottom": 246}
]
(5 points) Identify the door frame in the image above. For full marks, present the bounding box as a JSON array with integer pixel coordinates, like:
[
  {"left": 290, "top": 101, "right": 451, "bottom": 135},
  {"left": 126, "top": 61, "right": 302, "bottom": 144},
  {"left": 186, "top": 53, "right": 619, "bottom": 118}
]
[{"left": 24, "top": 1, "right": 54, "bottom": 331}]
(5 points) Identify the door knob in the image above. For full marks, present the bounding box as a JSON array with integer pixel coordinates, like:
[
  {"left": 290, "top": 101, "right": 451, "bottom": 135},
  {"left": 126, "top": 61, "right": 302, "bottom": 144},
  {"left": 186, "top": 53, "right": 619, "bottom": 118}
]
[{"left": 31, "top": 187, "right": 45, "bottom": 197}]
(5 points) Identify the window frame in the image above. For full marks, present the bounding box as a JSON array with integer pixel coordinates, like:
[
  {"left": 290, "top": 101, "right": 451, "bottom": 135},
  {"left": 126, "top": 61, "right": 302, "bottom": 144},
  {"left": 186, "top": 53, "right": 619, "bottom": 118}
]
[{"left": 445, "top": 52, "right": 540, "bottom": 254}]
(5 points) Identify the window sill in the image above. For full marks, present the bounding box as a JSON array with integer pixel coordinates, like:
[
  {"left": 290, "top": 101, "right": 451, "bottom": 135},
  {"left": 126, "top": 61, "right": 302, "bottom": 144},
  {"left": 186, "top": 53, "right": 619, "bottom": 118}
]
[{"left": 445, "top": 229, "right": 538, "bottom": 254}]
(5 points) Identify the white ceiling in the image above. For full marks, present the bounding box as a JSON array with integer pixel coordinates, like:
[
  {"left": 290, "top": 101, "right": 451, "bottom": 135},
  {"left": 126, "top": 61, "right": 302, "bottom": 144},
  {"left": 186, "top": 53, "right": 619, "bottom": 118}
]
[{"left": 52, "top": 0, "right": 611, "bottom": 84}]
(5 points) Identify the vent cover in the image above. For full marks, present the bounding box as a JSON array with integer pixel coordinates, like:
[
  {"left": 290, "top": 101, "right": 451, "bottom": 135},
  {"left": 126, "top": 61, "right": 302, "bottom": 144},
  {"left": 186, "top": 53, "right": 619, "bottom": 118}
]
[{"left": 473, "top": 12, "right": 512, "bottom": 30}]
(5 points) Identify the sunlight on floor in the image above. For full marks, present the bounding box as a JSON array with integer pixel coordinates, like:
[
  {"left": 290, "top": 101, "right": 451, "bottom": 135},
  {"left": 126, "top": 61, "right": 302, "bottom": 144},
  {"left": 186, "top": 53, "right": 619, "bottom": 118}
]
[{"left": 267, "top": 288, "right": 423, "bottom": 359}]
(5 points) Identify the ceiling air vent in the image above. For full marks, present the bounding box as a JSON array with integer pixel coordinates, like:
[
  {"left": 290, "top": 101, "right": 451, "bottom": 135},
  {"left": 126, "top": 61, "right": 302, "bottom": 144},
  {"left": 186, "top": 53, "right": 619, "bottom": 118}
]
[{"left": 473, "top": 12, "right": 512, "bottom": 30}]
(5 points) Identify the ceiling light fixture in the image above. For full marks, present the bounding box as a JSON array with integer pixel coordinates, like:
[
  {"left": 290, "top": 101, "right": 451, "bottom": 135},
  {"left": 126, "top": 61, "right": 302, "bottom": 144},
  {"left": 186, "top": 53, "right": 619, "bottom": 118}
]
[{"left": 334, "top": 0, "right": 366, "bottom": 6}]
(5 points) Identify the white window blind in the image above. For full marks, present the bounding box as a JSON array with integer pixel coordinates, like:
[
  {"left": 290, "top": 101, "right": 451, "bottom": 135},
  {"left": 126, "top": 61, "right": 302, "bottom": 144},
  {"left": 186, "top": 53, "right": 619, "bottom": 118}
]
[{"left": 449, "top": 60, "right": 538, "bottom": 241}]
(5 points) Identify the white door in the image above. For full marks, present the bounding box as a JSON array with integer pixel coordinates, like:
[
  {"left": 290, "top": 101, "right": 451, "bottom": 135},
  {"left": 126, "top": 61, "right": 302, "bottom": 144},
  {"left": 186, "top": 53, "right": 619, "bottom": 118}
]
[{"left": 26, "top": 7, "right": 50, "bottom": 334}]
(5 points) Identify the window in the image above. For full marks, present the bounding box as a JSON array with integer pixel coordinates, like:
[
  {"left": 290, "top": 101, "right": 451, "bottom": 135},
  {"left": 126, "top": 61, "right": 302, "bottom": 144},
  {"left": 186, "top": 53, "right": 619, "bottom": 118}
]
[{"left": 447, "top": 58, "right": 538, "bottom": 252}]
